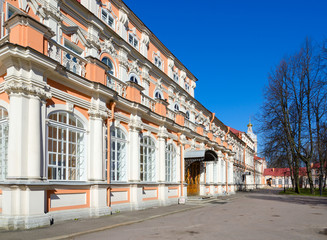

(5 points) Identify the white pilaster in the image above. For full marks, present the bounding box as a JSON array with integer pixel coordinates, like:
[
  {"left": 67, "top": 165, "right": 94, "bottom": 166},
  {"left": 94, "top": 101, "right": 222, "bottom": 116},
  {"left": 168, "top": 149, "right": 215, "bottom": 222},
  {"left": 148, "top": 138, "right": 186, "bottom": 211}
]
[
  {"left": 5, "top": 79, "right": 51, "bottom": 180},
  {"left": 128, "top": 115, "right": 143, "bottom": 182},
  {"left": 158, "top": 127, "right": 168, "bottom": 182},
  {"left": 88, "top": 106, "right": 108, "bottom": 181}
]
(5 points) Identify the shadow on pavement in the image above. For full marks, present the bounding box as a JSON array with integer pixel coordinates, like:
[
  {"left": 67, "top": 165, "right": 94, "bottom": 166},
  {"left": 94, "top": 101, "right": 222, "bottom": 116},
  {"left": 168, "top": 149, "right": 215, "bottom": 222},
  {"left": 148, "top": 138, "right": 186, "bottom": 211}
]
[{"left": 246, "top": 189, "right": 327, "bottom": 206}]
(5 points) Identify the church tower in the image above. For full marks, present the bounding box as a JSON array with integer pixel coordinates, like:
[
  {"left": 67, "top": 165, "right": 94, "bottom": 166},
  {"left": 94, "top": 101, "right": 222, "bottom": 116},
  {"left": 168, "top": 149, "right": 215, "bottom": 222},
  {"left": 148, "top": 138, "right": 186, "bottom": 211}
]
[{"left": 247, "top": 118, "right": 257, "bottom": 153}]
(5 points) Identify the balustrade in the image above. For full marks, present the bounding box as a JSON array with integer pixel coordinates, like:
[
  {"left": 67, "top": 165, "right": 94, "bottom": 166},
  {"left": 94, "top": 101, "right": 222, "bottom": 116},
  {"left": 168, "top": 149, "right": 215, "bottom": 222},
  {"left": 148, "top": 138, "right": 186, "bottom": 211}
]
[
  {"left": 141, "top": 94, "right": 156, "bottom": 111},
  {"left": 48, "top": 40, "right": 86, "bottom": 77}
]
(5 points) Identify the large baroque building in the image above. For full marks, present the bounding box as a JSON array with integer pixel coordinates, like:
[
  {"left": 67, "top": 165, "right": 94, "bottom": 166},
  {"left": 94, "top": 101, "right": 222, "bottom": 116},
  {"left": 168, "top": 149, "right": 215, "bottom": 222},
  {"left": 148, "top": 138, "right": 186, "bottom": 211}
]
[{"left": 0, "top": 0, "right": 266, "bottom": 229}]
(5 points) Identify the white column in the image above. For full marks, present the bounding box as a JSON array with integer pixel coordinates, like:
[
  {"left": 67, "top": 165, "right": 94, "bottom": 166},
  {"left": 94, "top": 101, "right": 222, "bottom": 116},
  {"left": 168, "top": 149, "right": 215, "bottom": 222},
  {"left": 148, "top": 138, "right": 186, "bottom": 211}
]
[
  {"left": 27, "top": 96, "right": 42, "bottom": 179},
  {"left": 88, "top": 109, "right": 107, "bottom": 181},
  {"left": 158, "top": 136, "right": 167, "bottom": 182},
  {"left": 6, "top": 82, "right": 51, "bottom": 180},
  {"left": 128, "top": 115, "right": 143, "bottom": 182}
]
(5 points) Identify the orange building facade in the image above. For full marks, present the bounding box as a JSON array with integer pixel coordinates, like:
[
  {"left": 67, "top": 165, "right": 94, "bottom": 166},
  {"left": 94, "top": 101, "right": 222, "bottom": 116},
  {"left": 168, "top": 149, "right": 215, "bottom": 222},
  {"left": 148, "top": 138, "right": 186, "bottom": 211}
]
[{"left": 0, "top": 0, "right": 266, "bottom": 229}]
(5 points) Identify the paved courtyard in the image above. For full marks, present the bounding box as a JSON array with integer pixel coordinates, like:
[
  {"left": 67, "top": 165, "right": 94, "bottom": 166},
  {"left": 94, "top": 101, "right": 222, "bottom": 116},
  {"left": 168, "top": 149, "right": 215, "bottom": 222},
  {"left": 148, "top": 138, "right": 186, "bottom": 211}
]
[{"left": 1, "top": 189, "right": 327, "bottom": 240}]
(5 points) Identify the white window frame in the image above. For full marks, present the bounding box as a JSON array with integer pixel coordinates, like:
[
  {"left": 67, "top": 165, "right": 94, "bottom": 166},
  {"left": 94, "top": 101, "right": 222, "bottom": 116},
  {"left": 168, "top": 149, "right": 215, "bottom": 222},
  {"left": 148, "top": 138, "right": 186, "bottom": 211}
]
[
  {"left": 128, "top": 32, "right": 139, "bottom": 50},
  {"left": 102, "top": 57, "right": 115, "bottom": 86},
  {"left": 101, "top": 8, "right": 115, "bottom": 29},
  {"left": 165, "top": 143, "right": 176, "bottom": 182},
  {"left": 185, "top": 82, "right": 190, "bottom": 92},
  {"left": 47, "top": 111, "right": 86, "bottom": 181},
  {"left": 0, "top": 107, "right": 8, "bottom": 181},
  {"left": 140, "top": 136, "right": 156, "bottom": 182},
  {"left": 109, "top": 127, "right": 127, "bottom": 182},
  {"left": 173, "top": 72, "right": 179, "bottom": 83}
]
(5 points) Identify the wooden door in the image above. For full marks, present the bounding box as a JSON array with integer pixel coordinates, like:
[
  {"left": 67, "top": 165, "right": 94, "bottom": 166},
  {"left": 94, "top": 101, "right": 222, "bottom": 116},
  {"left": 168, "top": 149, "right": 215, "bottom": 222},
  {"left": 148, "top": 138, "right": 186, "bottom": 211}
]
[{"left": 186, "top": 161, "right": 200, "bottom": 196}]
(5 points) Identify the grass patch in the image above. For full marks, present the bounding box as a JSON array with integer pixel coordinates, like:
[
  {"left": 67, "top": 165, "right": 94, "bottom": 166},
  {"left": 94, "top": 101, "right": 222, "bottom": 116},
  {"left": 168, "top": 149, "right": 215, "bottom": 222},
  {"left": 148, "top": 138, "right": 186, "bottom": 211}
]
[{"left": 280, "top": 188, "right": 327, "bottom": 197}]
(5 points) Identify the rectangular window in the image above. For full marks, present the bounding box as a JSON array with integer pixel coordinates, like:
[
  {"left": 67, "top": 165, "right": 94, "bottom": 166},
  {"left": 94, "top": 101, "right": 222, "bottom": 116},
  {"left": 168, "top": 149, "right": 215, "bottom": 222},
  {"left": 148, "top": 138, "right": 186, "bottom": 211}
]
[
  {"left": 173, "top": 73, "right": 179, "bottom": 82},
  {"left": 128, "top": 33, "right": 139, "bottom": 50},
  {"left": 278, "top": 179, "right": 282, "bottom": 184},
  {"left": 154, "top": 56, "right": 162, "bottom": 70},
  {"left": 101, "top": 9, "right": 114, "bottom": 28}
]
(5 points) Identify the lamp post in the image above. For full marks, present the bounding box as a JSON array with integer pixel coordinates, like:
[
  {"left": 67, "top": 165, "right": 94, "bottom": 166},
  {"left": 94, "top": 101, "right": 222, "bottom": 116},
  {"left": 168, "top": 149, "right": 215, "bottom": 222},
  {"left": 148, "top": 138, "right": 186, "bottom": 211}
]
[{"left": 284, "top": 171, "right": 286, "bottom": 193}]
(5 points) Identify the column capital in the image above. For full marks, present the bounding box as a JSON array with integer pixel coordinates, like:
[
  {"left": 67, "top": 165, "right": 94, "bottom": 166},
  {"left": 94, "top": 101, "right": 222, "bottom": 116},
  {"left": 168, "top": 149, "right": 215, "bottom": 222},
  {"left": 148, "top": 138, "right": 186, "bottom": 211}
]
[
  {"left": 4, "top": 80, "right": 52, "bottom": 100},
  {"left": 88, "top": 108, "right": 108, "bottom": 120},
  {"left": 158, "top": 126, "right": 168, "bottom": 139},
  {"left": 128, "top": 115, "right": 143, "bottom": 132}
]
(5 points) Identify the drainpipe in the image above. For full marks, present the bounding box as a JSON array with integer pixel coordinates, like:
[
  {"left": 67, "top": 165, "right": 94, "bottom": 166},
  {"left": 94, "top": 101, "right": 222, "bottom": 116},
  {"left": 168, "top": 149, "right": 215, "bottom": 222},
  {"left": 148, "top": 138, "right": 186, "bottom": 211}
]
[
  {"left": 177, "top": 133, "right": 184, "bottom": 197},
  {"left": 107, "top": 102, "right": 116, "bottom": 206},
  {"left": 209, "top": 113, "right": 215, "bottom": 130},
  {"left": 225, "top": 153, "right": 228, "bottom": 193}
]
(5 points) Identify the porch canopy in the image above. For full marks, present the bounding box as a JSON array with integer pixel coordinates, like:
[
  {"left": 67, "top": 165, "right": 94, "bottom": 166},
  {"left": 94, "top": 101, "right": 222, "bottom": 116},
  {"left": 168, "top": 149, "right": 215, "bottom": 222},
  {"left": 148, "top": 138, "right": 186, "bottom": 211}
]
[{"left": 184, "top": 149, "right": 218, "bottom": 162}]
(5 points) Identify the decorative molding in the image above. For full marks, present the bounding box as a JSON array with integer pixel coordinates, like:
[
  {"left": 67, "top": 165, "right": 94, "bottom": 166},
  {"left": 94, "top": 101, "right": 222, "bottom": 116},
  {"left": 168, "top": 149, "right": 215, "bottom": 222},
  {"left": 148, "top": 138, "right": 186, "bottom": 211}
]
[
  {"left": 4, "top": 80, "right": 52, "bottom": 100},
  {"left": 100, "top": 37, "right": 117, "bottom": 57},
  {"left": 128, "top": 115, "right": 143, "bottom": 132}
]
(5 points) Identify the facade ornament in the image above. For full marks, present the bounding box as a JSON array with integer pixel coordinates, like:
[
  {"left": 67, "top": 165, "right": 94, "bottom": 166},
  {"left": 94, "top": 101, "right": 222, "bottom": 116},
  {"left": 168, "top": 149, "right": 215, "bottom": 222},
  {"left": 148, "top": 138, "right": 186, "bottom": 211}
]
[
  {"left": 119, "top": 10, "right": 129, "bottom": 26},
  {"left": 128, "top": 115, "right": 143, "bottom": 132},
  {"left": 4, "top": 80, "right": 52, "bottom": 100},
  {"left": 129, "top": 60, "right": 141, "bottom": 75},
  {"left": 158, "top": 126, "right": 168, "bottom": 139},
  {"left": 66, "top": 102, "right": 74, "bottom": 112},
  {"left": 118, "top": 54, "right": 129, "bottom": 71},
  {"left": 100, "top": 37, "right": 117, "bottom": 57},
  {"left": 39, "top": 2, "right": 63, "bottom": 22},
  {"left": 141, "top": 32, "right": 150, "bottom": 46},
  {"left": 180, "top": 70, "right": 186, "bottom": 80},
  {"left": 168, "top": 57, "right": 174, "bottom": 68},
  {"left": 88, "top": 103, "right": 108, "bottom": 120}
]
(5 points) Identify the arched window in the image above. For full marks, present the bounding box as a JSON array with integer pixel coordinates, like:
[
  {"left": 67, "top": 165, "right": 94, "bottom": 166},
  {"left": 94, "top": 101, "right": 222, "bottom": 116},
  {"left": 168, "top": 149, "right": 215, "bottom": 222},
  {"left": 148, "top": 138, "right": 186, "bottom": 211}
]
[
  {"left": 0, "top": 107, "right": 8, "bottom": 180},
  {"left": 140, "top": 136, "right": 155, "bottom": 182},
  {"left": 165, "top": 143, "right": 176, "bottom": 182},
  {"left": 154, "top": 90, "right": 163, "bottom": 100},
  {"left": 129, "top": 73, "right": 139, "bottom": 84},
  {"left": 174, "top": 103, "right": 179, "bottom": 112},
  {"left": 185, "top": 111, "right": 190, "bottom": 120},
  {"left": 110, "top": 127, "right": 127, "bottom": 181},
  {"left": 102, "top": 57, "right": 114, "bottom": 86},
  {"left": 47, "top": 111, "right": 86, "bottom": 181}
]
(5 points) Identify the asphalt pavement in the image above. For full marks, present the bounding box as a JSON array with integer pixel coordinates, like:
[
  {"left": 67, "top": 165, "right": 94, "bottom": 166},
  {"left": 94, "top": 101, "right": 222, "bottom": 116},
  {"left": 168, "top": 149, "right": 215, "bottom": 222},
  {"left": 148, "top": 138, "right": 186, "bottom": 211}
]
[{"left": 1, "top": 188, "right": 327, "bottom": 240}]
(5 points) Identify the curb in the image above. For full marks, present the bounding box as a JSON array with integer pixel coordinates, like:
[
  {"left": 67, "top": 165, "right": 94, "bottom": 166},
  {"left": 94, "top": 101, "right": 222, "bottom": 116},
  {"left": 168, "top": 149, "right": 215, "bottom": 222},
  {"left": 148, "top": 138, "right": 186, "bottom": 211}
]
[{"left": 42, "top": 205, "right": 203, "bottom": 240}]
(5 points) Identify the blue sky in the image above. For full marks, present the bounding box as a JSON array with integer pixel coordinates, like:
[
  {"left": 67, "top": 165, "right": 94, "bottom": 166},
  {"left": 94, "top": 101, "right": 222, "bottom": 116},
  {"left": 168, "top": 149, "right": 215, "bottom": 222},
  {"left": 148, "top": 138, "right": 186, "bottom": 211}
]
[{"left": 123, "top": 0, "right": 327, "bottom": 152}]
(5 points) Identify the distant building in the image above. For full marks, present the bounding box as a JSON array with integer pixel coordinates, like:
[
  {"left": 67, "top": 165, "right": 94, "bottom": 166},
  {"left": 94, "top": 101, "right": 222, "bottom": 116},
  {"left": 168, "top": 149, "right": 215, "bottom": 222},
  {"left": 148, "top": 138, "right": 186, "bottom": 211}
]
[{"left": 264, "top": 163, "right": 326, "bottom": 188}]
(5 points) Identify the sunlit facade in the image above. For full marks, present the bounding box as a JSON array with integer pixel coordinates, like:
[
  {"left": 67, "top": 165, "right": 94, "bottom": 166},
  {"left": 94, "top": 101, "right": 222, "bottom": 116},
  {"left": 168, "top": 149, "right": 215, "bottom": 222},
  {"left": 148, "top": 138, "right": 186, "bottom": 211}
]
[{"left": 0, "top": 0, "right": 265, "bottom": 229}]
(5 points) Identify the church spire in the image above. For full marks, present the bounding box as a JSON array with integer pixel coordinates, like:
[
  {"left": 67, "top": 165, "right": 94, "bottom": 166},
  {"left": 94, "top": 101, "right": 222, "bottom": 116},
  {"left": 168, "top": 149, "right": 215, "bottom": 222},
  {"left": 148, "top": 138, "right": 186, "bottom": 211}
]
[{"left": 247, "top": 117, "right": 253, "bottom": 133}]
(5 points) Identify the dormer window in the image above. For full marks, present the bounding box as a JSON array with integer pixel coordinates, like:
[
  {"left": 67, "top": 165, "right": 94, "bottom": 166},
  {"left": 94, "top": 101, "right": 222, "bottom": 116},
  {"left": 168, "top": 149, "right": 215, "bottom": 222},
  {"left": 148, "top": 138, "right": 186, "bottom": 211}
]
[
  {"left": 101, "top": 9, "right": 115, "bottom": 29},
  {"left": 129, "top": 73, "right": 139, "bottom": 84},
  {"left": 185, "top": 111, "right": 190, "bottom": 120},
  {"left": 185, "top": 82, "right": 190, "bottom": 92},
  {"left": 153, "top": 51, "right": 163, "bottom": 70},
  {"left": 154, "top": 56, "right": 162, "bottom": 70},
  {"left": 128, "top": 33, "right": 139, "bottom": 50},
  {"left": 173, "top": 72, "right": 179, "bottom": 83},
  {"left": 174, "top": 104, "right": 179, "bottom": 112},
  {"left": 154, "top": 90, "right": 163, "bottom": 100}
]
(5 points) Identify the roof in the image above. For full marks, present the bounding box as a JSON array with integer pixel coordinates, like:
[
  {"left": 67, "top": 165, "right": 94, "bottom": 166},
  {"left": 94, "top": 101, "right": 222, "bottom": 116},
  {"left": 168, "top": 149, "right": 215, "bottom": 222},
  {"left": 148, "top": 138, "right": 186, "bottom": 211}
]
[
  {"left": 229, "top": 127, "right": 243, "bottom": 135},
  {"left": 254, "top": 156, "right": 264, "bottom": 160},
  {"left": 264, "top": 167, "right": 307, "bottom": 177}
]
